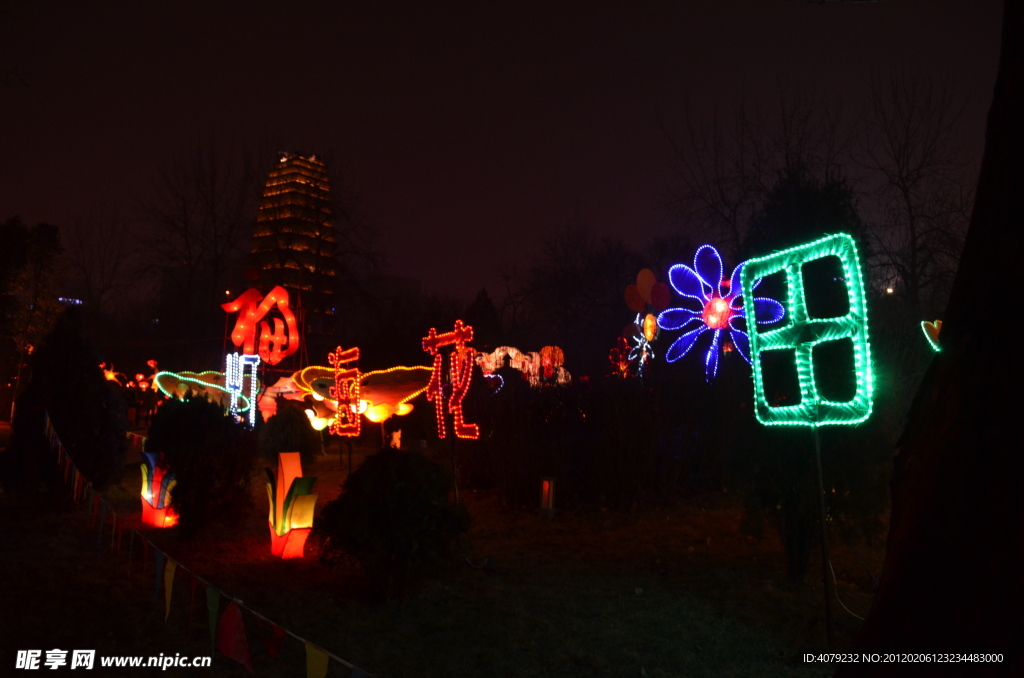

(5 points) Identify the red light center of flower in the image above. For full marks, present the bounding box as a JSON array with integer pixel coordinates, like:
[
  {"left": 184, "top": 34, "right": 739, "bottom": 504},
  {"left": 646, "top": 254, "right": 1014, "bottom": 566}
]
[{"left": 702, "top": 296, "right": 732, "bottom": 330}]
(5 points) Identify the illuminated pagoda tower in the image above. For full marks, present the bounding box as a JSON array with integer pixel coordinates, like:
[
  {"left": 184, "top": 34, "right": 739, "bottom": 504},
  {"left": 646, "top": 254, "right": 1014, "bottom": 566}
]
[{"left": 251, "top": 152, "right": 339, "bottom": 359}]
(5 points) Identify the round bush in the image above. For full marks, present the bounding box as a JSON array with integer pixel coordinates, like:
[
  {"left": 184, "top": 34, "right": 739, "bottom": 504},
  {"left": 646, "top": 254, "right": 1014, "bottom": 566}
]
[{"left": 318, "top": 448, "right": 470, "bottom": 600}]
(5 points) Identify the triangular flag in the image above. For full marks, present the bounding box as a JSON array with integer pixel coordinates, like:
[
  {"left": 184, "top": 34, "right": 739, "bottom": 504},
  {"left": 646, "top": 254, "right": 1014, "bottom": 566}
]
[
  {"left": 206, "top": 586, "right": 221, "bottom": 652},
  {"left": 305, "top": 643, "right": 329, "bottom": 678},
  {"left": 96, "top": 502, "right": 107, "bottom": 545},
  {"left": 217, "top": 601, "right": 254, "bottom": 673},
  {"left": 164, "top": 559, "right": 177, "bottom": 622},
  {"left": 188, "top": 572, "right": 199, "bottom": 632},
  {"left": 154, "top": 549, "right": 164, "bottom": 602},
  {"left": 258, "top": 618, "right": 288, "bottom": 659}
]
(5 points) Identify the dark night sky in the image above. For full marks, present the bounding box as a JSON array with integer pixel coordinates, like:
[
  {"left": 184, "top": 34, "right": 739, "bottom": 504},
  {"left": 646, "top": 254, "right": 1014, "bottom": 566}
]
[{"left": 0, "top": 0, "right": 1003, "bottom": 301}]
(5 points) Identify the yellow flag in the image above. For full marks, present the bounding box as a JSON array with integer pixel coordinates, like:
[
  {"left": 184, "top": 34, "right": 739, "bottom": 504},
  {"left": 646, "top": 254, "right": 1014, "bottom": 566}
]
[
  {"left": 305, "top": 643, "right": 329, "bottom": 678},
  {"left": 164, "top": 560, "right": 177, "bottom": 622}
]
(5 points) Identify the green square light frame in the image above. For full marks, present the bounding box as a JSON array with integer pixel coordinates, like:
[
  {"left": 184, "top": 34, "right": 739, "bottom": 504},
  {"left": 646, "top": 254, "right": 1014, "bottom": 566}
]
[{"left": 740, "top": 233, "right": 874, "bottom": 427}]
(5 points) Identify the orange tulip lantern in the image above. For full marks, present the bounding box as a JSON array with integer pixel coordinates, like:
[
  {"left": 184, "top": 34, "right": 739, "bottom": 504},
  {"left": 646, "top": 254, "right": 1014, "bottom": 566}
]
[
  {"left": 140, "top": 453, "right": 178, "bottom": 528},
  {"left": 266, "top": 452, "right": 318, "bottom": 558}
]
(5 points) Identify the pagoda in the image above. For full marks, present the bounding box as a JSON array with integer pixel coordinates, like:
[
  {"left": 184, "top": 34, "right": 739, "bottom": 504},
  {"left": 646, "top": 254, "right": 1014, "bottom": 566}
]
[{"left": 250, "top": 153, "right": 338, "bottom": 356}]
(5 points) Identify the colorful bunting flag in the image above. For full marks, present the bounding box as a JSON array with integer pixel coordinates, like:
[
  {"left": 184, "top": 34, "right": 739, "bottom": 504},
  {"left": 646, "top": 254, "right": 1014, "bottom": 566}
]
[
  {"left": 206, "top": 586, "right": 221, "bottom": 651},
  {"left": 188, "top": 573, "right": 199, "bottom": 632},
  {"left": 305, "top": 643, "right": 329, "bottom": 678},
  {"left": 154, "top": 549, "right": 164, "bottom": 602},
  {"left": 217, "top": 601, "right": 254, "bottom": 673},
  {"left": 96, "top": 502, "right": 107, "bottom": 545},
  {"left": 164, "top": 559, "right": 177, "bottom": 622},
  {"left": 258, "top": 618, "right": 288, "bottom": 659},
  {"left": 42, "top": 411, "right": 371, "bottom": 678}
]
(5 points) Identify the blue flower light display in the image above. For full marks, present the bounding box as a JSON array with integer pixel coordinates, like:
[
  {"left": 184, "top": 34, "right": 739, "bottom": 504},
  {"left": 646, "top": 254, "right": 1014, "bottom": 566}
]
[{"left": 657, "top": 244, "right": 785, "bottom": 381}]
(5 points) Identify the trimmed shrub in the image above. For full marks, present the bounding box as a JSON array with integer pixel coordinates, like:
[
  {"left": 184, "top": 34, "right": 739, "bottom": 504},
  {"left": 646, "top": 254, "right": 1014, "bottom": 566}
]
[
  {"left": 258, "top": 399, "right": 322, "bottom": 466},
  {"left": 7, "top": 308, "right": 127, "bottom": 491},
  {"left": 145, "top": 397, "right": 257, "bottom": 539},
  {"left": 318, "top": 448, "right": 470, "bottom": 600}
]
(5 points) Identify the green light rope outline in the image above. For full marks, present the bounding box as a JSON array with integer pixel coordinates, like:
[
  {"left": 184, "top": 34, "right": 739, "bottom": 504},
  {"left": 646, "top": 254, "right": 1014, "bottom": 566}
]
[
  {"left": 153, "top": 371, "right": 253, "bottom": 412},
  {"left": 920, "top": 321, "right": 942, "bottom": 352},
  {"left": 739, "top": 233, "right": 874, "bottom": 427}
]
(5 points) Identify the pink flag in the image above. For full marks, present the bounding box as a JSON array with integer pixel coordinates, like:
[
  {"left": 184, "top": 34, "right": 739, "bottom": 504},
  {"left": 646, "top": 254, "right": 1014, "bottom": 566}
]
[
  {"left": 258, "top": 618, "right": 288, "bottom": 658},
  {"left": 217, "top": 601, "right": 254, "bottom": 673}
]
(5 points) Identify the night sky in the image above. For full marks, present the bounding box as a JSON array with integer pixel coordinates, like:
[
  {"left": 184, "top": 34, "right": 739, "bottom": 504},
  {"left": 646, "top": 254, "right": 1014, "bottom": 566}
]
[{"left": 0, "top": 0, "right": 1002, "bottom": 301}]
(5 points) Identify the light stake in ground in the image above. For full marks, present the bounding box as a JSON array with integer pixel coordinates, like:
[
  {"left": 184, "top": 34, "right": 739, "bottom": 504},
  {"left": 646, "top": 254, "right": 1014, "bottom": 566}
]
[
  {"left": 266, "top": 452, "right": 318, "bottom": 559},
  {"left": 739, "top": 232, "right": 875, "bottom": 647},
  {"left": 140, "top": 452, "right": 178, "bottom": 528}
]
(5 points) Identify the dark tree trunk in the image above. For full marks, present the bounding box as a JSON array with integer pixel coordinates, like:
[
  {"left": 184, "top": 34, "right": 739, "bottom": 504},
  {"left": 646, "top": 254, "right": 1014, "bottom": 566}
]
[{"left": 838, "top": 3, "right": 1023, "bottom": 675}]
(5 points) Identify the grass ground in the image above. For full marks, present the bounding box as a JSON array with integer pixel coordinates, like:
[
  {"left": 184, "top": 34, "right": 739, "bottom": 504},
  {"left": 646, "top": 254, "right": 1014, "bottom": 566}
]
[{"left": 0, "top": 428, "right": 884, "bottom": 677}]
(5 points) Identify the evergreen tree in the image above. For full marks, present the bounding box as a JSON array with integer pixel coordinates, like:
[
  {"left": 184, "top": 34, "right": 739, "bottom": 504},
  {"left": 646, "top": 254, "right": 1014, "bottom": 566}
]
[
  {"left": 735, "top": 164, "right": 889, "bottom": 585},
  {"left": 146, "top": 397, "right": 256, "bottom": 539},
  {"left": 258, "top": 399, "right": 323, "bottom": 467},
  {"left": 464, "top": 287, "right": 503, "bottom": 350},
  {"left": 9, "top": 307, "right": 127, "bottom": 490}
]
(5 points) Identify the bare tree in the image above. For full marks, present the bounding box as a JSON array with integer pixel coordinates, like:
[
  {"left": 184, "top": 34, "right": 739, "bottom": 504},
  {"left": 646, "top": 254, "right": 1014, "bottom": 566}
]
[
  {"left": 141, "top": 140, "right": 260, "bottom": 302},
  {"left": 64, "top": 207, "right": 139, "bottom": 319},
  {"left": 665, "top": 88, "right": 851, "bottom": 258},
  {"left": 862, "top": 71, "right": 971, "bottom": 318},
  {"left": 520, "top": 216, "right": 643, "bottom": 372},
  {"left": 137, "top": 140, "right": 264, "bottom": 366},
  {"left": 839, "top": 3, "right": 1024, "bottom": 671}
]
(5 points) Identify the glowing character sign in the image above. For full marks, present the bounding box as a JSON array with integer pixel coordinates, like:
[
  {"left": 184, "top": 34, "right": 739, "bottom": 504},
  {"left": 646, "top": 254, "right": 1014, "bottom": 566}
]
[
  {"left": 422, "top": 320, "right": 479, "bottom": 439},
  {"left": 740, "top": 233, "right": 873, "bottom": 427},
  {"left": 328, "top": 346, "right": 361, "bottom": 437},
  {"left": 222, "top": 286, "right": 300, "bottom": 365},
  {"left": 266, "top": 452, "right": 318, "bottom": 559},
  {"left": 226, "top": 352, "right": 261, "bottom": 427},
  {"left": 658, "top": 244, "right": 785, "bottom": 381}
]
